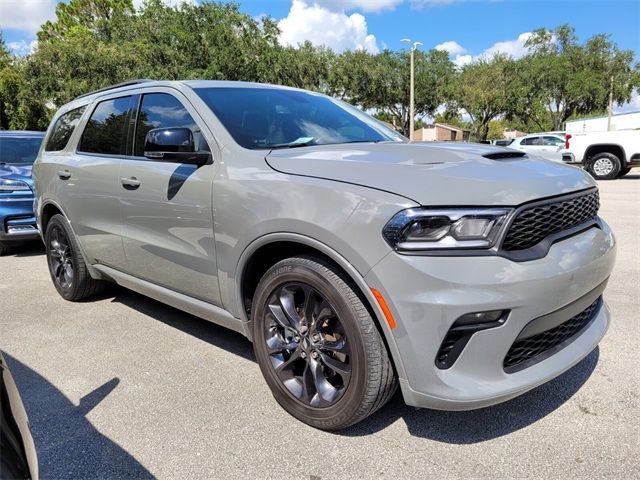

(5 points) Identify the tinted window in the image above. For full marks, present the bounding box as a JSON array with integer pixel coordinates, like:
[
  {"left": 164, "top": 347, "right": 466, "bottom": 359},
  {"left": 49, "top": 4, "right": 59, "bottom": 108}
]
[
  {"left": 194, "top": 87, "right": 404, "bottom": 150},
  {"left": 79, "top": 96, "right": 133, "bottom": 155},
  {"left": 520, "top": 136, "right": 541, "bottom": 146},
  {"left": 543, "top": 136, "right": 564, "bottom": 147},
  {"left": 0, "top": 137, "right": 43, "bottom": 164},
  {"left": 134, "top": 93, "right": 200, "bottom": 156},
  {"left": 45, "top": 106, "right": 86, "bottom": 151}
]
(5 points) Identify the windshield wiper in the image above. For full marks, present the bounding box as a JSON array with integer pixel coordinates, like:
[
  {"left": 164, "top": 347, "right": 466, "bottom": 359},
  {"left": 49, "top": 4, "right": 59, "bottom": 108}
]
[{"left": 269, "top": 138, "right": 317, "bottom": 150}]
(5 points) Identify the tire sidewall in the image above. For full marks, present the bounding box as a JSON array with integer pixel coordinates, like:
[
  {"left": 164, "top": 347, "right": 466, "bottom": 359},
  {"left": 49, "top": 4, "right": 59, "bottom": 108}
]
[
  {"left": 252, "top": 259, "right": 369, "bottom": 429},
  {"left": 588, "top": 153, "right": 621, "bottom": 180}
]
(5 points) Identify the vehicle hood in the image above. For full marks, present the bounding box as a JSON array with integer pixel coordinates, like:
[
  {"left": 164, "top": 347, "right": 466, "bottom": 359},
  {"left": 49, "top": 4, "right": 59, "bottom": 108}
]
[
  {"left": 0, "top": 164, "right": 34, "bottom": 187},
  {"left": 266, "top": 142, "right": 595, "bottom": 206}
]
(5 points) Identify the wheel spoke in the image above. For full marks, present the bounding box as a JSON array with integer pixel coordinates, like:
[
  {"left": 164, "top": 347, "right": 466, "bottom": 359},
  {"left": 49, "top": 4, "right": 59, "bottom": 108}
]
[
  {"left": 274, "top": 349, "right": 302, "bottom": 381},
  {"left": 318, "top": 352, "right": 351, "bottom": 382},
  {"left": 301, "top": 285, "right": 316, "bottom": 325},
  {"left": 318, "top": 337, "right": 349, "bottom": 355},
  {"left": 268, "top": 302, "right": 295, "bottom": 330},
  {"left": 309, "top": 358, "right": 338, "bottom": 404},
  {"left": 266, "top": 334, "right": 297, "bottom": 355},
  {"left": 279, "top": 287, "right": 303, "bottom": 329}
]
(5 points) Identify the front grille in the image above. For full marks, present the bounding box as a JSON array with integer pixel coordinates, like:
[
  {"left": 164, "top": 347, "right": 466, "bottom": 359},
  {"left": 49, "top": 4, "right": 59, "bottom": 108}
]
[
  {"left": 503, "top": 297, "right": 602, "bottom": 373},
  {"left": 502, "top": 190, "right": 599, "bottom": 251}
]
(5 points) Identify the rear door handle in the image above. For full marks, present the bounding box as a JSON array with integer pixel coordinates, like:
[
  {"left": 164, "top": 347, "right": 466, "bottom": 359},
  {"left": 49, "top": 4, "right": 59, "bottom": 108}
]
[
  {"left": 120, "top": 177, "right": 141, "bottom": 188},
  {"left": 57, "top": 170, "right": 71, "bottom": 180}
]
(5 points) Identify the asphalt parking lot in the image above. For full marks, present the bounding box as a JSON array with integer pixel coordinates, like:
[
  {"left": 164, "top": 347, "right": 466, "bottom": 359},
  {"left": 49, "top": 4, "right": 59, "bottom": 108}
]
[{"left": 1, "top": 175, "right": 639, "bottom": 479}]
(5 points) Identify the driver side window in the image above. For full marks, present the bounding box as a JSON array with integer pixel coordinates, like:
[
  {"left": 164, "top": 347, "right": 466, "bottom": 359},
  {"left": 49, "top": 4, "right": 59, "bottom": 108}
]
[{"left": 134, "top": 93, "right": 208, "bottom": 157}]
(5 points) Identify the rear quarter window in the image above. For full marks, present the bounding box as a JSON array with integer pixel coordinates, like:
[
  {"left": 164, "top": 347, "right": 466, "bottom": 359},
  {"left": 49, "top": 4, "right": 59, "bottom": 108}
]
[{"left": 45, "top": 106, "right": 86, "bottom": 151}]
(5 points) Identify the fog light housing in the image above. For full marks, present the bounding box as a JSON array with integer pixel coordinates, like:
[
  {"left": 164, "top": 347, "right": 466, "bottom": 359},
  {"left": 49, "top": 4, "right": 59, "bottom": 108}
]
[{"left": 435, "top": 309, "right": 509, "bottom": 369}]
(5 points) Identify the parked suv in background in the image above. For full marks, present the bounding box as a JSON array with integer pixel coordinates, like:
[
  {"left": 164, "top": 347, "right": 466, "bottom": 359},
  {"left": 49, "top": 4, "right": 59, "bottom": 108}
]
[
  {"left": 0, "top": 131, "right": 45, "bottom": 255},
  {"left": 33, "top": 80, "right": 616, "bottom": 430},
  {"left": 509, "top": 133, "right": 566, "bottom": 162}
]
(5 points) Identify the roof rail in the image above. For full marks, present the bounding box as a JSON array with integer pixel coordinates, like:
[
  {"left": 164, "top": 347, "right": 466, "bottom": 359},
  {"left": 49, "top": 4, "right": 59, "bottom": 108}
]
[{"left": 74, "top": 79, "right": 154, "bottom": 100}]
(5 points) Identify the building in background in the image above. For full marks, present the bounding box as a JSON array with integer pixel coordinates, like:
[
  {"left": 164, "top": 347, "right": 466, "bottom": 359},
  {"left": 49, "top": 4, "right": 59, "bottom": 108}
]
[
  {"left": 565, "top": 111, "right": 640, "bottom": 132},
  {"left": 413, "top": 123, "right": 470, "bottom": 142},
  {"left": 503, "top": 128, "right": 527, "bottom": 139}
]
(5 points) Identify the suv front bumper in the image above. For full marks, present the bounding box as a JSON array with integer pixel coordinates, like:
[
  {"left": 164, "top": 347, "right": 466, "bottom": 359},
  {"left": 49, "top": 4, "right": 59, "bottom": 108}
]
[
  {"left": 0, "top": 197, "right": 40, "bottom": 243},
  {"left": 365, "top": 220, "right": 616, "bottom": 410}
]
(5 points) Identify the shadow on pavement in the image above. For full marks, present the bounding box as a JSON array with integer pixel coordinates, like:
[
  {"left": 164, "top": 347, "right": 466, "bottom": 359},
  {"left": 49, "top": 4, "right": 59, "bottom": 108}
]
[
  {"left": 3, "top": 353, "right": 155, "bottom": 479},
  {"left": 3, "top": 240, "right": 45, "bottom": 258},
  {"left": 109, "top": 287, "right": 255, "bottom": 362},
  {"left": 107, "top": 285, "right": 599, "bottom": 443},
  {"left": 341, "top": 347, "right": 599, "bottom": 442}
]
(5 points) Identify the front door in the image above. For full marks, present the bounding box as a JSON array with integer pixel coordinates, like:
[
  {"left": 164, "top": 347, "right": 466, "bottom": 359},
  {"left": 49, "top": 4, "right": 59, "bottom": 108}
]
[{"left": 119, "top": 90, "right": 221, "bottom": 305}]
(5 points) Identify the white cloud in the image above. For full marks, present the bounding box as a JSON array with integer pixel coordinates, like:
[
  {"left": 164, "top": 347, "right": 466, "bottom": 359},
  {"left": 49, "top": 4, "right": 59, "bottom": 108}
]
[
  {"left": 436, "top": 32, "right": 533, "bottom": 68},
  {"left": 434, "top": 40, "right": 466, "bottom": 56},
  {"left": 279, "top": 0, "right": 379, "bottom": 53},
  {"left": 614, "top": 90, "right": 640, "bottom": 114},
  {"left": 480, "top": 31, "right": 533, "bottom": 59},
  {"left": 7, "top": 39, "right": 38, "bottom": 56},
  {"left": 0, "top": 0, "right": 56, "bottom": 34},
  {"left": 315, "top": 0, "right": 402, "bottom": 11}
]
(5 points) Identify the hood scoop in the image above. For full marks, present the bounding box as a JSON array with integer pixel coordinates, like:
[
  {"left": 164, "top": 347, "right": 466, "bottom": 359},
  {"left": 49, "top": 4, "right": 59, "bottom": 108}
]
[{"left": 483, "top": 151, "right": 527, "bottom": 160}]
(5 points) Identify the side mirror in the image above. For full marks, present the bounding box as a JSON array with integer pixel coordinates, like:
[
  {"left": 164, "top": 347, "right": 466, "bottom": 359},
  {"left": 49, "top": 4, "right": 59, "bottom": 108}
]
[{"left": 143, "top": 127, "right": 209, "bottom": 166}]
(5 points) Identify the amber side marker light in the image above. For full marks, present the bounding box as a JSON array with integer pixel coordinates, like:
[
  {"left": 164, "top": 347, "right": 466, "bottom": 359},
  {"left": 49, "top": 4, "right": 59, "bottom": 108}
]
[{"left": 371, "top": 288, "right": 397, "bottom": 330}]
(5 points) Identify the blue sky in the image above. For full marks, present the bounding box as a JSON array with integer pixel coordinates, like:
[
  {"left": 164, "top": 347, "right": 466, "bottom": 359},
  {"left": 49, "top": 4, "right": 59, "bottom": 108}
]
[{"left": 1, "top": 0, "right": 639, "bottom": 109}]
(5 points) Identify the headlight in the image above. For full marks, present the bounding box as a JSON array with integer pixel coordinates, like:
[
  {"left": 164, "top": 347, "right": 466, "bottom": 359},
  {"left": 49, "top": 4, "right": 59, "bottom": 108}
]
[
  {"left": 0, "top": 178, "right": 30, "bottom": 192},
  {"left": 383, "top": 208, "right": 512, "bottom": 251}
]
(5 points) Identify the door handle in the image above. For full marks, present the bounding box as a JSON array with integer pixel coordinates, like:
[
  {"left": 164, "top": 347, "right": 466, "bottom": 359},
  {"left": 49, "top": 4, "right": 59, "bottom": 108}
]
[
  {"left": 120, "top": 177, "right": 141, "bottom": 188},
  {"left": 57, "top": 170, "right": 71, "bottom": 180}
]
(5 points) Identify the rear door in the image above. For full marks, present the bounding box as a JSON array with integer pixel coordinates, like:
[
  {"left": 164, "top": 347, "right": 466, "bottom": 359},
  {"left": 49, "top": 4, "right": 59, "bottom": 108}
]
[
  {"left": 118, "top": 89, "right": 221, "bottom": 304},
  {"left": 60, "top": 95, "right": 134, "bottom": 269}
]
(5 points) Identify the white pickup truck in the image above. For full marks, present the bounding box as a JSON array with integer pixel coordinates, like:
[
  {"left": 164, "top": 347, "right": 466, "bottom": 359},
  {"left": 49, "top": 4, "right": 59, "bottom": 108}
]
[{"left": 562, "top": 130, "right": 640, "bottom": 180}]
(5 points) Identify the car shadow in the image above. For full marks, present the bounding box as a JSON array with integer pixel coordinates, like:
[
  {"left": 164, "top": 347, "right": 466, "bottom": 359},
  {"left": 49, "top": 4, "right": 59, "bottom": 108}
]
[
  {"left": 618, "top": 173, "right": 640, "bottom": 180},
  {"left": 340, "top": 347, "right": 599, "bottom": 442},
  {"left": 106, "top": 285, "right": 598, "bottom": 443},
  {"left": 3, "top": 240, "right": 44, "bottom": 257},
  {"left": 3, "top": 353, "right": 155, "bottom": 479}
]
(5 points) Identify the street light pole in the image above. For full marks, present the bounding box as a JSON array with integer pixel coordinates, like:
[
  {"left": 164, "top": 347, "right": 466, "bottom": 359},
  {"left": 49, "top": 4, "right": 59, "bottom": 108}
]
[{"left": 401, "top": 38, "right": 422, "bottom": 141}]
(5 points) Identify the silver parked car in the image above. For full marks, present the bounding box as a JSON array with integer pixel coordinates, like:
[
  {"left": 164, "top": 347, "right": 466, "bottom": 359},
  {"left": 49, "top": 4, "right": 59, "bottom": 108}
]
[{"left": 33, "top": 80, "right": 616, "bottom": 430}]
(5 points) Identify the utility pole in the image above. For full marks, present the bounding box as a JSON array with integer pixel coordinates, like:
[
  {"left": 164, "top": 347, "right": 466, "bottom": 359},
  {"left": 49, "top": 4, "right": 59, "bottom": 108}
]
[
  {"left": 401, "top": 38, "right": 422, "bottom": 141},
  {"left": 607, "top": 75, "right": 614, "bottom": 131}
]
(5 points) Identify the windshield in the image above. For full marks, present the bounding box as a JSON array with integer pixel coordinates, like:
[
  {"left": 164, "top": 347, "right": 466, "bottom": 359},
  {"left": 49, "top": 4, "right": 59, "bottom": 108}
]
[
  {"left": 0, "top": 137, "right": 43, "bottom": 165},
  {"left": 194, "top": 87, "right": 406, "bottom": 149}
]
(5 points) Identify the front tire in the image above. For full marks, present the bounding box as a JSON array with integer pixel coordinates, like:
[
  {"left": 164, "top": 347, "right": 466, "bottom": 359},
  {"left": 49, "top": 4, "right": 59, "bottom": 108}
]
[
  {"left": 45, "top": 214, "right": 104, "bottom": 301},
  {"left": 0, "top": 242, "right": 10, "bottom": 256},
  {"left": 252, "top": 256, "right": 397, "bottom": 430},
  {"left": 587, "top": 152, "right": 621, "bottom": 180}
]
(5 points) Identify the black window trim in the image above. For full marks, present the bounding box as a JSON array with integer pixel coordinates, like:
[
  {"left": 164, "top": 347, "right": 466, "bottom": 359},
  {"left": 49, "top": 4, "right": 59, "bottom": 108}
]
[{"left": 75, "top": 94, "right": 137, "bottom": 159}]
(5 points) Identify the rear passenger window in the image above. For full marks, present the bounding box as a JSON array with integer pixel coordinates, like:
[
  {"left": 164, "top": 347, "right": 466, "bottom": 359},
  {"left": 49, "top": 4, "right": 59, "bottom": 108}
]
[
  {"left": 45, "top": 106, "right": 86, "bottom": 151},
  {"left": 78, "top": 96, "right": 133, "bottom": 155},
  {"left": 134, "top": 93, "right": 202, "bottom": 157},
  {"left": 521, "top": 137, "right": 541, "bottom": 146}
]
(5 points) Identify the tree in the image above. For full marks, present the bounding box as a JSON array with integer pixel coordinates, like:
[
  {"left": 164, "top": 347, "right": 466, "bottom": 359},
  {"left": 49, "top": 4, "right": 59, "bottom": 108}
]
[
  {"left": 329, "top": 48, "right": 454, "bottom": 136},
  {"left": 449, "top": 54, "right": 518, "bottom": 141},
  {"left": 522, "top": 24, "right": 639, "bottom": 130}
]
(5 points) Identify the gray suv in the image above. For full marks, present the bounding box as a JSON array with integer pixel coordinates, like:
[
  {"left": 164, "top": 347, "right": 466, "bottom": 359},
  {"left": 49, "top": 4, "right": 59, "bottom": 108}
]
[{"left": 33, "top": 80, "right": 616, "bottom": 430}]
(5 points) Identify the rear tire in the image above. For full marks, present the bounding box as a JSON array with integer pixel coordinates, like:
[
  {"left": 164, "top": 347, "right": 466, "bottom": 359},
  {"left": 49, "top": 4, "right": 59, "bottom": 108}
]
[
  {"left": 252, "top": 256, "right": 397, "bottom": 430},
  {"left": 587, "top": 152, "right": 621, "bottom": 180},
  {"left": 45, "top": 214, "right": 105, "bottom": 301},
  {"left": 617, "top": 167, "right": 632, "bottom": 177},
  {"left": 0, "top": 242, "right": 10, "bottom": 256}
]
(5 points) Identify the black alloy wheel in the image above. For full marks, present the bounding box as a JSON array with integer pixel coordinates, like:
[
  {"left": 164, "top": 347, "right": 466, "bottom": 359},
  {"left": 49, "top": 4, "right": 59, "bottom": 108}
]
[
  {"left": 252, "top": 256, "right": 397, "bottom": 430},
  {"left": 263, "top": 282, "right": 351, "bottom": 407},
  {"left": 48, "top": 224, "right": 74, "bottom": 291}
]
